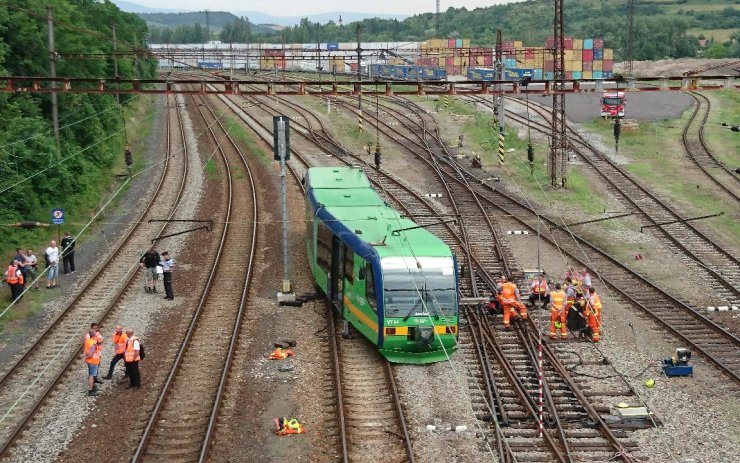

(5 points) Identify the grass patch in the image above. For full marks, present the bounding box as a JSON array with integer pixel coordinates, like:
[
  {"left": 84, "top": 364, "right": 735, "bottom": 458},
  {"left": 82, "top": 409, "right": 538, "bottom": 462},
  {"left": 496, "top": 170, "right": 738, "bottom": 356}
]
[
  {"left": 702, "top": 90, "right": 740, "bottom": 169},
  {"left": 204, "top": 159, "right": 220, "bottom": 179},
  {"left": 0, "top": 285, "right": 47, "bottom": 333},
  {"left": 584, "top": 105, "right": 739, "bottom": 247},
  {"left": 224, "top": 115, "right": 271, "bottom": 165},
  {"left": 688, "top": 28, "right": 737, "bottom": 42}
]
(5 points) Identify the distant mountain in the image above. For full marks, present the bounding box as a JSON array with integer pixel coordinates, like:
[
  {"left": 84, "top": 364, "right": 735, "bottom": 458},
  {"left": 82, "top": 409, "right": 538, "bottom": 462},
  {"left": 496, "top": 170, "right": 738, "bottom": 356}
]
[
  {"left": 111, "top": 1, "right": 406, "bottom": 26},
  {"left": 112, "top": 1, "right": 185, "bottom": 14}
]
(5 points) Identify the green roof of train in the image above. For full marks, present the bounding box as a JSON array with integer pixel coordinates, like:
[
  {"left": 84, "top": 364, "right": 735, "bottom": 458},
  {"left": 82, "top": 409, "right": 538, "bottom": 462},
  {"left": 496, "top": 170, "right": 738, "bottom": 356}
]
[{"left": 308, "top": 167, "right": 452, "bottom": 258}]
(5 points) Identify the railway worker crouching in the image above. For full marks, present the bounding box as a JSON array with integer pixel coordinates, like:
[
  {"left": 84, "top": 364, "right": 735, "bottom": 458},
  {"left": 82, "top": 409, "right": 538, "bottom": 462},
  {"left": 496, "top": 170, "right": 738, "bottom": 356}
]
[
  {"left": 549, "top": 283, "right": 568, "bottom": 340},
  {"left": 528, "top": 274, "right": 550, "bottom": 308},
  {"left": 104, "top": 325, "right": 128, "bottom": 380},
  {"left": 84, "top": 330, "right": 102, "bottom": 396},
  {"left": 124, "top": 329, "right": 141, "bottom": 389},
  {"left": 498, "top": 276, "right": 528, "bottom": 329}
]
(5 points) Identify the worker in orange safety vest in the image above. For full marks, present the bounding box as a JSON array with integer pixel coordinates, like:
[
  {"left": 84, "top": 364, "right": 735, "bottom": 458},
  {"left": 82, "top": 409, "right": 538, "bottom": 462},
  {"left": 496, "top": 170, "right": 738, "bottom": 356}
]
[
  {"left": 104, "top": 325, "right": 128, "bottom": 379},
  {"left": 6, "top": 259, "right": 24, "bottom": 301},
  {"left": 84, "top": 330, "right": 102, "bottom": 396},
  {"left": 498, "top": 276, "right": 527, "bottom": 329},
  {"left": 549, "top": 283, "right": 568, "bottom": 339},
  {"left": 528, "top": 274, "right": 550, "bottom": 308},
  {"left": 586, "top": 287, "right": 603, "bottom": 342},
  {"left": 275, "top": 417, "right": 305, "bottom": 435},
  {"left": 124, "top": 329, "right": 141, "bottom": 389},
  {"left": 83, "top": 323, "right": 105, "bottom": 384}
]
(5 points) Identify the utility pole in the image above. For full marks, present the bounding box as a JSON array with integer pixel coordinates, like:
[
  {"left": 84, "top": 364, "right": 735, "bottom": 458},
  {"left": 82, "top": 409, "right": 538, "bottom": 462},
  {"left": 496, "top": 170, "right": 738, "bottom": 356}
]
[
  {"left": 133, "top": 32, "right": 140, "bottom": 79},
  {"left": 550, "top": 0, "right": 567, "bottom": 188},
  {"left": 494, "top": 29, "right": 505, "bottom": 130},
  {"left": 356, "top": 24, "right": 362, "bottom": 110},
  {"left": 626, "top": 0, "right": 634, "bottom": 77},
  {"left": 316, "top": 23, "right": 321, "bottom": 91},
  {"left": 205, "top": 9, "right": 210, "bottom": 42},
  {"left": 436, "top": 0, "right": 441, "bottom": 38},
  {"left": 47, "top": 7, "right": 59, "bottom": 142},
  {"left": 112, "top": 24, "right": 120, "bottom": 105}
]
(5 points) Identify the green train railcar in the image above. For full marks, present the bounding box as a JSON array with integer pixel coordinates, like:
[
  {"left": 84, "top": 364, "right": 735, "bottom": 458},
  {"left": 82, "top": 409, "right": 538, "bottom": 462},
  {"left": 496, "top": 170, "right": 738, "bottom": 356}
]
[{"left": 305, "top": 167, "right": 459, "bottom": 364}]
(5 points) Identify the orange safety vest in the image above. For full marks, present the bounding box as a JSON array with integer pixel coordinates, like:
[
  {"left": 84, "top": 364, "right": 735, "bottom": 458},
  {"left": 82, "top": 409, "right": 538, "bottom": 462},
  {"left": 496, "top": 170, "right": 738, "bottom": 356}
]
[
  {"left": 590, "top": 293, "right": 602, "bottom": 314},
  {"left": 113, "top": 332, "right": 128, "bottom": 355},
  {"left": 532, "top": 280, "right": 548, "bottom": 294},
  {"left": 500, "top": 282, "right": 517, "bottom": 303},
  {"left": 84, "top": 338, "right": 101, "bottom": 365},
  {"left": 124, "top": 336, "right": 140, "bottom": 363},
  {"left": 550, "top": 290, "right": 566, "bottom": 310},
  {"left": 6, "top": 265, "right": 21, "bottom": 285}
]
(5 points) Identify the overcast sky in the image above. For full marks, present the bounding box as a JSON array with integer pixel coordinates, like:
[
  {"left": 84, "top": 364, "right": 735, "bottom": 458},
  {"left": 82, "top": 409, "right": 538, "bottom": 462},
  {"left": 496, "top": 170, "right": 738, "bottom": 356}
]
[{"left": 137, "top": 1, "right": 520, "bottom": 16}]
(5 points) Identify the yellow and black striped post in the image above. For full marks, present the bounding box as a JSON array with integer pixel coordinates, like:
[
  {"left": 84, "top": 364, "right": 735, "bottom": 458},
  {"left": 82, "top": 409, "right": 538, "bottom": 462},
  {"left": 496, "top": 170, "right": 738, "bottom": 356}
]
[
  {"left": 498, "top": 128, "right": 505, "bottom": 166},
  {"left": 358, "top": 110, "right": 363, "bottom": 132},
  {"left": 444, "top": 95, "right": 449, "bottom": 111}
]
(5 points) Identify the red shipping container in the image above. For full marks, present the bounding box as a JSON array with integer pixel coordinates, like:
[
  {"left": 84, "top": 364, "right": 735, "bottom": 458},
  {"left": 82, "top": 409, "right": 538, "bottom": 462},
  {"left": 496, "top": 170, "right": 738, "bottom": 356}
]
[
  {"left": 524, "top": 49, "right": 535, "bottom": 60},
  {"left": 565, "top": 71, "right": 573, "bottom": 79},
  {"left": 564, "top": 37, "right": 574, "bottom": 49},
  {"left": 448, "top": 38, "right": 456, "bottom": 48},
  {"left": 546, "top": 37, "right": 555, "bottom": 48},
  {"left": 446, "top": 56, "right": 455, "bottom": 66},
  {"left": 544, "top": 60, "right": 555, "bottom": 71},
  {"left": 582, "top": 61, "right": 593, "bottom": 71},
  {"left": 483, "top": 55, "right": 493, "bottom": 66},
  {"left": 593, "top": 38, "right": 604, "bottom": 50},
  {"left": 582, "top": 49, "right": 594, "bottom": 61},
  {"left": 603, "top": 60, "right": 614, "bottom": 72}
]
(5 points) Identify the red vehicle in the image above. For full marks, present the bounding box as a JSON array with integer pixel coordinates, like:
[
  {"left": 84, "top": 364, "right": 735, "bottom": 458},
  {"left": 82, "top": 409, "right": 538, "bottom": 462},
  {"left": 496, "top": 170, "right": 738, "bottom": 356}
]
[{"left": 601, "top": 91, "right": 626, "bottom": 118}]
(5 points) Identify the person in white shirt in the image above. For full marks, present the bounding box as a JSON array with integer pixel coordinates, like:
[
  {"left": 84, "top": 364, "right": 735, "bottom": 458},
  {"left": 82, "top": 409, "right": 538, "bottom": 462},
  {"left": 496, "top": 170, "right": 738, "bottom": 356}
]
[{"left": 45, "top": 240, "right": 60, "bottom": 289}]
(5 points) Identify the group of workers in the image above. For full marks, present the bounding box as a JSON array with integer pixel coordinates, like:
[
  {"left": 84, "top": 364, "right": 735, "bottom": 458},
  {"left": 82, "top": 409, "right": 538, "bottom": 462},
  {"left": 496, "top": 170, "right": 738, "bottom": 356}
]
[
  {"left": 5, "top": 235, "right": 78, "bottom": 301},
  {"left": 83, "top": 323, "right": 142, "bottom": 396},
  {"left": 486, "top": 269, "right": 603, "bottom": 343}
]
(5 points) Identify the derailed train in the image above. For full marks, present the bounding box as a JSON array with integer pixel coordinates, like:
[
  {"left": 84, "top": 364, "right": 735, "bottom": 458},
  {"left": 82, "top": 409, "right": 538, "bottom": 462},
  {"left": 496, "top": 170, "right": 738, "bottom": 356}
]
[{"left": 305, "top": 167, "right": 459, "bottom": 363}]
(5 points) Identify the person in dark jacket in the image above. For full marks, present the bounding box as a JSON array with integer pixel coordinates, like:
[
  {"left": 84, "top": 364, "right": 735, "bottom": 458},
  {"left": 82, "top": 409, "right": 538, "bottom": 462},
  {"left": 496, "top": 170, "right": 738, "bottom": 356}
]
[
  {"left": 61, "top": 231, "right": 76, "bottom": 274},
  {"left": 139, "top": 249, "right": 161, "bottom": 293}
]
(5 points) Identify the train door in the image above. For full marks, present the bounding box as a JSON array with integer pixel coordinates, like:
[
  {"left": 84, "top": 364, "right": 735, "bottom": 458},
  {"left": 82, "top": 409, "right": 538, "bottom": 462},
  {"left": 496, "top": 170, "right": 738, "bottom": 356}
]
[{"left": 329, "top": 235, "right": 344, "bottom": 311}]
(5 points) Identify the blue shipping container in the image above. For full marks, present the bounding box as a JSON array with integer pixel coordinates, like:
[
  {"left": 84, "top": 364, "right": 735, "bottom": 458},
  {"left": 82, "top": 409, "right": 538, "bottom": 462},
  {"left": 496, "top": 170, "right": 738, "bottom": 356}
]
[
  {"left": 603, "top": 71, "right": 614, "bottom": 78},
  {"left": 584, "top": 38, "right": 594, "bottom": 49},
  {"left": 455, "top": 38, "right": 463, "bottom": 48},
  {"left": 545, "top": 71, "right": 555, "bottom": 80},
  {"left": 327, "top": 42, "right": 339, "bottom": 51},
  {"left": 533, "top": 69, "right": 543, "bottom": 79},
  {"left": 594, "top": 49, "right": 604, "bottom": 60},
  {"left": 506, "top": 58, "right": 517, "bottom": 68},
  {"left": 198, "top": 61, "right": 222, "bottom": 69},
  {"left": 434, "top": 68, "right": 447, "bottom": 80},
  {"left": 593, "top": 71, "right": 604, "bottom": 79},
  {"left": 572, "top": 71, "right": 582, "bottom": 80}
]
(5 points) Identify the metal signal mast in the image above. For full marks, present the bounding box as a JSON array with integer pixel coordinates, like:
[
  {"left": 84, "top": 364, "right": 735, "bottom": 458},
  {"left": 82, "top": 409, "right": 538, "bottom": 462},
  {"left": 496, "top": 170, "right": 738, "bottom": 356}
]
[
  {"left": 550, "top": 0, "right": 567, "bottom": 188},
  {"left": 436, "top": 1, "right": 441, "bottom": 37},
  {"left": 626, "top": 0, "right": 634, "bottom": 76}
]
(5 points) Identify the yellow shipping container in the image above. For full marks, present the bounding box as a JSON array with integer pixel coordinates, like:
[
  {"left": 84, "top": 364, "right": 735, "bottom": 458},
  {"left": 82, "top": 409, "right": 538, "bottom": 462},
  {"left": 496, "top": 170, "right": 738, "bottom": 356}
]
[
  {"left": 439, "top": 57, "right": 446, "bottom": 67},
  {"left": 428, "top": 39, "right": 445, "bottom": 49},
  {"left": 604, "top": 49, "right": 614, "bottom": 60},
  {"left": 582, "top": 70, "right": 593, "bottom": 79},
  {"left": 462, "top": 39, "right": 471, "bottom": 48},
  {"left": 573, "top": 50, "right": 582, "bottom": 61},
  {"left": 593, "top": 60, "right": 603, "bottom": 71},
  {"left": 514, "top": 40, "right": 523, "bottom": 48},
  {"left": 564, "top": 50, "right": 575, "bottom": 60},
  {"left": 573, "top": 38, "right": 583, "bottom": 49},
  {"left": 454, "top": 56, "right": 464, "bottom": 66},
  {"left": 564, "top": 60, "right": 574, "bottom": 71},
  {"left": 524, "top": 59, "right": 536, "bottom": 68},
  {"left": 516, "top": 50, "right": 525, "bottom": 60}
]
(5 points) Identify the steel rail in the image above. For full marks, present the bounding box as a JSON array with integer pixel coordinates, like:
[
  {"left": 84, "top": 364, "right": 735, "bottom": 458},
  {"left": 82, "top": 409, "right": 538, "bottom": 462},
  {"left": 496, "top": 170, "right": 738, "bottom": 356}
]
[
  {"left": 0, "top": 95, "right": 190, "bottom": 456},
  {"left": 132, "top": 87, "right": 258, "bottom": 461},
  {"left": 683, "top": 91, "right": 740, "bottom": 202}
]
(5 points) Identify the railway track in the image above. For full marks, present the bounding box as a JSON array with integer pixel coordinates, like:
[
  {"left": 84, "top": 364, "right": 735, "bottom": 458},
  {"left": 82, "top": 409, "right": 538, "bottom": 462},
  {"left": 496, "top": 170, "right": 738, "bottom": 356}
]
[
  {"left": 473, "top": 94, "right": 740, "bottom": 306},
  {"left": 0, "top": 95, "right": 190, "bottom": 456},
  {"left": 682, "top": 91, "right": 740, "bottom": 202},
  {"left": 219, "top": 78, "right": 645, "bottom": 462},
  {"left": 131, "top": 89, "right": 258, "bottom": 462},
  {"left": 357, "top": 94, "right": 740, "bottom": 384}
]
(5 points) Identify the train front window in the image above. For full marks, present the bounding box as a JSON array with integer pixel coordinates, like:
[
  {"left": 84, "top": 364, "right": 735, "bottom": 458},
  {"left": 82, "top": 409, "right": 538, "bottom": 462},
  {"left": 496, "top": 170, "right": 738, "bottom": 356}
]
[
  {"left": 602, "top": 97, "right": 623, "bottom": 106},
  {"left": 381, "top": 257, "right": 457, "bottom": 319}
]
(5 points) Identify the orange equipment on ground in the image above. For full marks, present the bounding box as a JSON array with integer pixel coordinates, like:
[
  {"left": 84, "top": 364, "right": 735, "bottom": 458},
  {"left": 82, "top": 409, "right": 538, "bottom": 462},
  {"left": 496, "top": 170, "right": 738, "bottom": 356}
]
[
  {"left": 549, "top": 290, "right": 568, "bottom": 339},
  {"left": 275, "top": 417, "right": 305, "bottom": 435},
  {"left": 268, "top": 348, "right": 295, "bottom": 360},
  {"left": 499, "top": 281, "right": 527, "bottom": 329}
]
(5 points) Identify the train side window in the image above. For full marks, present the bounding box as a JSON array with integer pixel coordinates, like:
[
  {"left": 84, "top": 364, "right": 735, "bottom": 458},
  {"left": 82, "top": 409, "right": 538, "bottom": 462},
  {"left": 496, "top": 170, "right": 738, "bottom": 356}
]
[
  {"left": 365, "top": 263, "right": 377, "bottom": 311},
  {"left": 344, "top": 248, "right": 354, "bottom": 284},
  {"left": 316, "top": 221, "right": 332, "bottom": 273}
]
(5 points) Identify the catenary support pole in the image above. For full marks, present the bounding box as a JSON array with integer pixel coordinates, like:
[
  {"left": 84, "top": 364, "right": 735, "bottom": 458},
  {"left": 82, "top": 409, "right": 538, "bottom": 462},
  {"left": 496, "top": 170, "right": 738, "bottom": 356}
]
[
  {"left": 47, "top": 7, "right": 59, "bottom": 142},
  {"left": 112, "top": 24, "right": 120, "bottom": 105}
]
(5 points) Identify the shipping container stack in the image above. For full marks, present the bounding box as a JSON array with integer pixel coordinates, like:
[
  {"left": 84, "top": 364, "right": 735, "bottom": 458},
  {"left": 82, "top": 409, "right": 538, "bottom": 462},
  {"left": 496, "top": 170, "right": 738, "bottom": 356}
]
[{"left": 418, "top": 37, "right": 473, "bottom": 76}]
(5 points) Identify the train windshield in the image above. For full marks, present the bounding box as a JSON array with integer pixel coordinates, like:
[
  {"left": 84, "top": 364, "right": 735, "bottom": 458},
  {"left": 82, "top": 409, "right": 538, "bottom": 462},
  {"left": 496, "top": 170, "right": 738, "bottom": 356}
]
[
  {"left": 381, "top": 256, "right": 457, "bottom": 319},
  {"left": 602, "top": 97, "right": 623, "bottom": 106}
]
